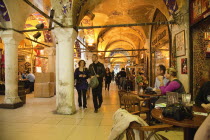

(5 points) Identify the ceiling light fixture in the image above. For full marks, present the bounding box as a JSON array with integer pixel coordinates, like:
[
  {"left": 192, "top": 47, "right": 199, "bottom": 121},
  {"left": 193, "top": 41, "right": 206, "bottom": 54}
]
[
  {"left": 33, "top": 32, "right": 41, "bottom": 39},
  {"left": 33, "top": 23, "right": 44, "bottom": 39}
]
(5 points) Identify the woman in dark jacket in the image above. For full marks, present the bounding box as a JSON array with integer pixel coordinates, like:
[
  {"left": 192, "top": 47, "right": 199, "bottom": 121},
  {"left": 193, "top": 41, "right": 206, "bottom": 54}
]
[
  {"left": 105, "top": 68, "right": 112, "bottom": 91},
  {"left": 74, "top": 60, "right": 89, "bottom": 108},
  {"left": 195, "top": 81, "right": 210, "bottom": 112}
]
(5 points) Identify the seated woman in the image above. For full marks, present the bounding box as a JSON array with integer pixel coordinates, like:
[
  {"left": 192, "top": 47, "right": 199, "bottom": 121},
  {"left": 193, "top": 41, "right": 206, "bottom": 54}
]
[
  {"left": 159, "top": 68, "right": 186, "bottom": 95},
  {"left": 195, "top": 80, "right": 210, "bottom": 112}
]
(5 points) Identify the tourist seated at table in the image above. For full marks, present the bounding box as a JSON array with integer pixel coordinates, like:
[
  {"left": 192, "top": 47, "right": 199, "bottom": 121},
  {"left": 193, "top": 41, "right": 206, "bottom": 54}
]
[
  {"left": 22, "top": 71, "right": 27, "bottom": 79},
  {"left": 195, "top": 76, "right": 210, "bottom": 112},
  {"left": 154, "top": 64, "right": 169, "bottom": 90},
  {"left": 194, "top": 115, "right": 210, "bottom": 140},
  {"left": 159, "top": 67, "right": 186, "bottom": 95}
]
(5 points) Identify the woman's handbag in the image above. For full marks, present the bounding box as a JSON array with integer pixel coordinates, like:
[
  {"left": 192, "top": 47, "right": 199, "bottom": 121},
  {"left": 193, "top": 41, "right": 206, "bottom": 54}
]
[
  {"left": 162, "top": 103, "right": 193, "bottom": 121},
  {"left": 89, "top": 66, "right": 99, "bottom": 89}
]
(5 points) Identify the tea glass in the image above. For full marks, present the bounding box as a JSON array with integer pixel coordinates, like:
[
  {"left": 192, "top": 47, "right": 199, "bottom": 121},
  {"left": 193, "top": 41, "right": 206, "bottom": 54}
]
[{"left": 166, "top": 92, "right": 178, "bottom": 105}]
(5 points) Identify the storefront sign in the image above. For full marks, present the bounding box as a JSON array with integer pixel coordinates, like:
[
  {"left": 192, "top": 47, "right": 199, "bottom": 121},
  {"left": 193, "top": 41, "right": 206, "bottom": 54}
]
[
  {"left": 152, "top": 29, "right": 167, "bottom": 46},
  {"left": 190, "top": 0, "right": 210, "bottom": 25}
]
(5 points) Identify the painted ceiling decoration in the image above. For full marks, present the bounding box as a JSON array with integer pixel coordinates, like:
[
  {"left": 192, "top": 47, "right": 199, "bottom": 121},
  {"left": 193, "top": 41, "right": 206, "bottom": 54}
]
[
  {"left": 25, "top": 12, "right": 53, "bottom": 43},
  {"left": 81, "top": 16, "right": 96, "bottom": 51},
  {"left": 51, "top": 0, "right": 73, "bottom": 26},
  {"left": 163, "top": 0, "right": 178, "bottom": 15},
  {"left": 110, "top": 50, "right": 130, "bottom": 57},
  {"left": 0, "top": 0, "right": 10, "bottom": 21}
]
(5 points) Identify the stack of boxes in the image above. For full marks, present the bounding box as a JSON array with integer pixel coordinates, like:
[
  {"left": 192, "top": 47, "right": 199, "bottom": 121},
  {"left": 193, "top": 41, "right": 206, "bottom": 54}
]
[{"left": 34, "top": 72, "right": 55, "bottom": 98}]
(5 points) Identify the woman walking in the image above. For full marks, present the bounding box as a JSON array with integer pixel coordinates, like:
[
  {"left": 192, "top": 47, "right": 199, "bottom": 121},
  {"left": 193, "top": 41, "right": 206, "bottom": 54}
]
[
  {"left": 74, "top": 60, "right": 89, "bottom": 108},
  {"left": 105, "top": 68, "right": 112, "bottom": 91}
]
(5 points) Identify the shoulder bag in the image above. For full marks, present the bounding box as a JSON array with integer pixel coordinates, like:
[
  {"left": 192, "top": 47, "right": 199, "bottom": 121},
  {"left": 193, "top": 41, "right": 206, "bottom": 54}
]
[{"left": 89, "top": 66, "right": 99, "bottom": 89}]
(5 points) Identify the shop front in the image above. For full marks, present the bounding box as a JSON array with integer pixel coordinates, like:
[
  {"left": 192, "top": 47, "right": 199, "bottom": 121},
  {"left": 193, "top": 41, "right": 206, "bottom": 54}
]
[{"left": 190, "top": 0, "right": 210, "bottom": 97}]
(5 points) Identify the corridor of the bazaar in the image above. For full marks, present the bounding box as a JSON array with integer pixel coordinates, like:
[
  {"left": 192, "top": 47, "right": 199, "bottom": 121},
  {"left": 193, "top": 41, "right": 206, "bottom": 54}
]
[{"left": 0, "top": 0, "right": 209, "bottom": 140}]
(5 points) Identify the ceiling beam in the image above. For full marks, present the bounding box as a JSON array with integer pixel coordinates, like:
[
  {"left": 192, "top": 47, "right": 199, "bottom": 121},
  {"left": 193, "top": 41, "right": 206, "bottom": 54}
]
[
  {"left": 18, "top": 47, "right": 44, "bottom": 50},
  {"left": 105, "top": 56, "right": 136, "bottom": 58},
  {"left": 20, "top": 28, "right": 54, "bottom": 32},
  {"left": 0, "top": 27, "right": 53, "bottom": 48},
  {"left": 77, "top": 21, "right": 175, "bottom": 29},
  {"left": 76, "top": 39, "right": 89, "bottom": 49},
  {"left": 110, "top": 62, "right": 129, "bottom": 64},
  {"left": 82, "top": 49, "right": 147, "bottom": 53},
  {"left": 25, "top": 37, "right": 52, "bottom": 47}
]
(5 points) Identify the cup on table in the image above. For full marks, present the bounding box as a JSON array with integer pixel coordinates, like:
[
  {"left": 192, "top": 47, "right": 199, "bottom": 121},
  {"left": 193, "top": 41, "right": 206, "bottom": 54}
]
[
  {"left": 182, "top": 93, "right": 192, "bottom": 105},
  {"left": 166, "top": 92, "right": 178, "bottom": 105}
]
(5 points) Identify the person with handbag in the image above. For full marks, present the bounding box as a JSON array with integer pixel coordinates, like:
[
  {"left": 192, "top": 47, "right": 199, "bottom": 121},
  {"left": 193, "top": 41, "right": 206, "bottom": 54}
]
[
  {"left": 74, "top": 60, "right": 89, "bottom": 109},
  {"left": 89, "top": 54, "right": 105, "bottom": 113}
]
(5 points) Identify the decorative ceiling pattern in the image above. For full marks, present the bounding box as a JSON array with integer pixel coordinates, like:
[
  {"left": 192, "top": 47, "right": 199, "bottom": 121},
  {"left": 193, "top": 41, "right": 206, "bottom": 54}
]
[
  {"left": 0, "top": 0, "right": 10, "bottom": 21},
  {"left": 25, "top": 12, "right": 52, "bottom": 43}
]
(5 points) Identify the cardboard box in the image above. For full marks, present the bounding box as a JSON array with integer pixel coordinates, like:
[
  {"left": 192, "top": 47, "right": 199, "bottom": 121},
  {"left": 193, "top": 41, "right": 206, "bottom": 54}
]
[
  {"left": 35, "top": 72, "right": 55, "bottom": 83},
  {"left": 49, "top": 82, "right": 55, "bottom": 97},
  {"left": 34, "top": 82, "right": 55, "bottom": 98}
]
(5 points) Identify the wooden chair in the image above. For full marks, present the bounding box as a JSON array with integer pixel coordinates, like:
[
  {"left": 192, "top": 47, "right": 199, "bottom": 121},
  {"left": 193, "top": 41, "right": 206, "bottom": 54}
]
[
  {"left": 118, "top": 90, "right": 127, "bottom": 108},
  {"left": 126, "top": 121, "right": 172, "bottom": 140},
  {"left": 122, "top": 94, "right": 151, "bottom": 123}
]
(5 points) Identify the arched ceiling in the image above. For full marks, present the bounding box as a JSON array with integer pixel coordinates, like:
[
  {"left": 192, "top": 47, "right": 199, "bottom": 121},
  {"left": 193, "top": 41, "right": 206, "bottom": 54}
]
[
  {"left": 77, "top": 0, "right": 185, "bottom": 64},
  {"left": 109, "top": 53, "right": 131, "bottom": 64}
]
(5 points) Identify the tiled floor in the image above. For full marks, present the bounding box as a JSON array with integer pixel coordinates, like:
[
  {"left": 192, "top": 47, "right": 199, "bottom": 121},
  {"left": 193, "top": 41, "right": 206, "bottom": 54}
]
[{"left": 0, "top": 83, "right": 183, "bottom": 140}]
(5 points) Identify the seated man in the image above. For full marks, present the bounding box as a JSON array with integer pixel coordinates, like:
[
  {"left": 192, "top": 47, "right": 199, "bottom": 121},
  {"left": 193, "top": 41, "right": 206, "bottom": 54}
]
[
  {"left": 159, "top": 68, "right": 186, "bottom": 95},
  {"left": 195, "top": 81, "right": 210, "bottom": 112},
  {"left": 154, "top": 64, "right": 169, "bottom": 90}
]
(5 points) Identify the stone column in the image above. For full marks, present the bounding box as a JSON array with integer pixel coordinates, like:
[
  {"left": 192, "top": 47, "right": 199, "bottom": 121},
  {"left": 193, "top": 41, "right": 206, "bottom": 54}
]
[
  {"left": 54, "top": 27, "right": 77, "bottom": 114},
  {"left": 44, "top": 47, "right": 55, "bottom": 73},
  {"left": 1, "top": 30, "right": 23, "bottom": 105}
]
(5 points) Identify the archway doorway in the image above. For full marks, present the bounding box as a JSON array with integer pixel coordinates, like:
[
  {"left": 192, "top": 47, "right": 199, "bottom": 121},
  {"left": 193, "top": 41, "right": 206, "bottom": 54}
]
[{"left": 150, "top": 9, "right": 171, "bottom": 86}]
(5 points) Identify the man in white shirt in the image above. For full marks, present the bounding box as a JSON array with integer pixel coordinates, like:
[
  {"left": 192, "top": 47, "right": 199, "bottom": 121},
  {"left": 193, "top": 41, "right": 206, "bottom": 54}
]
[
  {"left": 154, "top": 65, "right": 169, "bottom": 89},
  {"left": 150, "top": 65, "right": 169, "bottom": 109},
  {"left": 26, "top": 71, "right": 35, "bottom": 93}
]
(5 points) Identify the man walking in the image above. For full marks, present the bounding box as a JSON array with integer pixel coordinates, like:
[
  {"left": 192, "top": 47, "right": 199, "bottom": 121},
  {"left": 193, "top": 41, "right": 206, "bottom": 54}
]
[{"left": 89, "top": 54, "right": 105, "bottom": 113}]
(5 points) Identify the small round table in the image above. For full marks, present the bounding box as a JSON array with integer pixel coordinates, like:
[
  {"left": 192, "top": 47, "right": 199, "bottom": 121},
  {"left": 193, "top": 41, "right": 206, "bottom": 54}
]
[
  {"left": 151, "top": 106, "right": 207, "bottom": 140},
  {"left": 132, "top": 91, "right": 163, "bottom": 124}
]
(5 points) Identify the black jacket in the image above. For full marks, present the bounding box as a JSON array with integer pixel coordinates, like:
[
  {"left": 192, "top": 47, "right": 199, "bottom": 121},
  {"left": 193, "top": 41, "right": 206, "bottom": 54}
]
[
  {"left": 195, "top": 81, "right": 210, "bottom": 106},
  {"left": 105, "top": 72, "right": 112, "bottom": 83},
  {"left": 89, "top": 62, "right": 105, "bottom": 82}
]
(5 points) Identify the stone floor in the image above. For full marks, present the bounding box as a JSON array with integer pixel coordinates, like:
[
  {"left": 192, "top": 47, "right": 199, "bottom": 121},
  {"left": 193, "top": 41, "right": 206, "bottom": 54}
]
[{"left": 0, "top": 83, "right": 184, "bottom": 140}]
